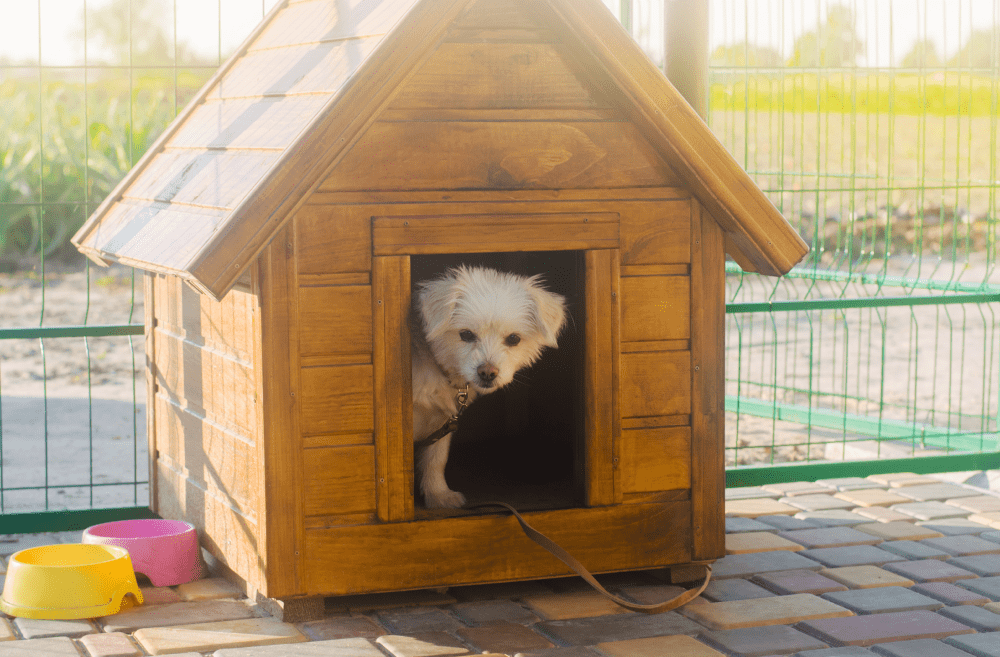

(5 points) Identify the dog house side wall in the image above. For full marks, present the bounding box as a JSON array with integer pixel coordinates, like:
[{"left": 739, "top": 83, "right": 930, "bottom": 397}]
[{"left": 145, "top": 269, "right": 271, "bottom": 595}]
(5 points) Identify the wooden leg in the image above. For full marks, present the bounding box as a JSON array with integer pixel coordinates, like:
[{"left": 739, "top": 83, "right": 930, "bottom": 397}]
[{"left": 254, "top": 592, "right": 325, "bottom": 622}]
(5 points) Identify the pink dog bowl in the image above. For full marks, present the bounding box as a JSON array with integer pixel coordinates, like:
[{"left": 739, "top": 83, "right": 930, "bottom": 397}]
[{"left": 82, "top": 519, "right": 204, "bottom": 587}]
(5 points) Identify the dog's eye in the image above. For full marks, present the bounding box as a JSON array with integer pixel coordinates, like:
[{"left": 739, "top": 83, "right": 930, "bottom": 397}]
[
  {"left": 459, "top": 330, "right": 477, "bottom": 343},
  {"left": 505, "top": 333, "right": 521, "bottom": 347}
]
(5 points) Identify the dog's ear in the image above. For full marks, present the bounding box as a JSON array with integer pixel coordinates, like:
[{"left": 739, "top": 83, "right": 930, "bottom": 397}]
[
  {"left": 528, "top": 279, "right": 567, "bottom": 348},
  {"left": 418, "top": 277, "right": 460, "bottom": 342}
]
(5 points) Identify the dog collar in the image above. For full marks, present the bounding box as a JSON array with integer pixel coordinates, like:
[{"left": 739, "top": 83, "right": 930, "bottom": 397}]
[{"left": 415, "top": 384, "right": 469, "bottom": 446}]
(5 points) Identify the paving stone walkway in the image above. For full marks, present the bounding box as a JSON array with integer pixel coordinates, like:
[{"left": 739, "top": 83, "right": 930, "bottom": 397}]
[{"left": 3, "top": 473, "right": 1000, "bottom": 656}]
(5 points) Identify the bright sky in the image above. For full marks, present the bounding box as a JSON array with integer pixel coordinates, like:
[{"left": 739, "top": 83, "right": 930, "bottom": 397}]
[{"left": 0, "top": 0, "right": 996, "bottom": 68}]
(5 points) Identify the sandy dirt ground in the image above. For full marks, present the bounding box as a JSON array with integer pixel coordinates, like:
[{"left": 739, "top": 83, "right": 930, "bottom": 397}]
[{"left": 1, "top": 258, "right": 997, "bottom": 514}]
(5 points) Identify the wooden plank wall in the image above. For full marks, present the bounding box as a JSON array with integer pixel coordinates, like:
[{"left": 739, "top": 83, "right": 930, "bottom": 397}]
[{"left": 148, "top": 272, "right": 266, "bottom": 592}]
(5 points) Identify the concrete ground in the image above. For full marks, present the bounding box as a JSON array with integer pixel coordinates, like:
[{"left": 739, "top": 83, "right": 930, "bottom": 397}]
[{"left": 3, "top": 473, "right": 1000, "bottom": 656}]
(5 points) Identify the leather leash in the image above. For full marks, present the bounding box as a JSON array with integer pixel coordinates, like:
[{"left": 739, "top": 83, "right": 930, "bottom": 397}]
[
  {"left": 414, "top": 384, "right": 470, "bottom": 447},
  {"left": 467, "top": 501, "right": 712, "bottom": 614}
]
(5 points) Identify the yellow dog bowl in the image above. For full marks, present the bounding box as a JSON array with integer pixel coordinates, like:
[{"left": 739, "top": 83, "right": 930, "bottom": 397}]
[{"left": 0, "top": 544, "right": 144, "bottom": 619}]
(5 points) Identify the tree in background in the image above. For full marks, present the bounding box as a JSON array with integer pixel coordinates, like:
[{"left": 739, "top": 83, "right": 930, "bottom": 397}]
[
  {"left": 710, "top": 42, "right": 784, "bottom": 68},
  {"left": 788, "top": 4, "right": 865, "bottom": 67},
  {"left": 75, "top": 0, "right": 208, "bottom": 66},
  {"left": 948, "top": 28, "right": 999, "bottom": 69},
  {"left": 900, "top": 39, "right": 942, "bottom": 69}
]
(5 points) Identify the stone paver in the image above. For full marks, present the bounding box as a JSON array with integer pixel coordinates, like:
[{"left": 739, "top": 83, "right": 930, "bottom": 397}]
[
  {"left": 971, "top": 511, "right": 1000, "bottom": 529},
  {"left": 726, "top": 531, "right": 805, "bottom": 553},
  {"left": 797, "top": 609, "right": 975, "bottom": 646},
  {"left": 852, "top": 507, "right": 915, "bottom": 523},
  {"left": 726, "top": 498, "right": 800, "bottom": 517},
  {"left": 596, "top": 634, "right": 726, "bottom": 657},
  {"left": 376, "top": 609, "right": 463, "bottom": 634},
  {"left": 701, "top": 578, "right": 777, "bottom": 601},
  {"left": 911, "top": 581, "right": 993, "bottom": 606},
  {"left": 377, "top": 632, "right": 471, "bottom": 657},
  {"left": 175, "top": 577, "right": 242, "bottom": 601},
  {"left": 878, "top": 540, "right": 951, "bottom": 561},
  {"left": 958, "top": 575, "right": 1000, "bottom": 600},
  {"left": 868, "top": 638, "right": 977, "bottom": 657},
  {"left": 12, "top": 618, "right": 97, "bottom": 639},
  {"left": 835, "top": 489, "right": 911, "bottom": 508},
  {"left": 725, "top": 517, "right": 774, "bottom": 533},
  {"left": 891, "top": 502, "right": 969, "bottom": 521},
  {"left": 895, "top": 483, "right": 981, "bottom": 502},
  {"left": 0, "top": 637, "right": 83, "bottom": 656},
  {"left": 752, "top": 569, "right": 848, "bottom": 595},
  {"left": 764, "top": 482, "right": 835, "bottom": 497},
  {"left": 100, "top": 599, "right": 256, "bottom": 633},
  {"left": 796, "top": 510, "right": 871, "bottom": 527},
  {"left": 938, "top": 604, "right": 1000, "bottom": 631},
  {"left": 797, "top": 546, "right": 904, "bottom": 568},
  {"left": 326, "top": 590, "right": 457, "bottom": 613},
  {"left": 946, "top": 495, "right": 1000, "bottom": 513},
  {"left": 701, "top": 625, "right": 828, "bottom": 656},
  {"left": 819, "top": 587, "right": 943, "bottom": 614},
  {"left": 867, "top": 473, "right": 940, "bottom": 488},
  {"left": 534, "top": 611, "right": 702, "bottom": 646},
  {"left": 678, "top": 593, "right": 852, "bottom": 630},
  {"left": 297, "top": 615, "right": 386, "bottom": 641},
  {"left": 711, "top": 551, "right": 823, "bottom": 579},
  {"left": 522, "top": 591, "right": 631, "bottom": 620},
  {"left": 139, "top": 587, "right": 184, "bottom": 606},
  {"left": 78, "top": 632, "right": 141, "bottom": 657},
  {"left": 853, "top": 522, "right": 942, "bottom": 541},
  {"left": 781, "top": 495, "right": 858, "bottom": 512},
  {"left": 820, "top": 566, "right": 914, "bottom": 589},
  {"left": 985, "top": 531, "right": 1000, "bottom": 544},
  {"left": 214, "top": 637, "right": 384, "bottom": 656},
  {"left": 778, "top": 527, "right": 882, "bottom": 549},
  {"left": 923, "top": 534, "right": 1000, "bottom": 555},
  {"left": 943, "top": 631, "right": 1000, "bottom": 657},
  {"left": 452, "top": 600, "right": 538, "bottom": 625},
  {"left": 793, "top": 648, "right": 876, "bottom": 656},
  {"left": 882, "top": 559, "right": 978, "bottom": 583},
  {"left": 726, "top": 487, "right": 781, "bottom": 500},
  {"left": 133, "top": 617, "right": 307, "bottom": 655},
  {"left": 918, "top": 518, "right": 994, "bottom": 535},
  {"left": 0, "top": 619, "right": 13, "bottom": 642},
  {"left": 757, "top": 515, "right": 818, "bottom": 531},
  {"left": 948, "top": 554, "right": 1000, "bottom": 576},
  {"left": 456, "top": 622, "right": 554, "bottom": 654},
  {"left": 816, "top": 477, "right": 885, "bottom": 492}
]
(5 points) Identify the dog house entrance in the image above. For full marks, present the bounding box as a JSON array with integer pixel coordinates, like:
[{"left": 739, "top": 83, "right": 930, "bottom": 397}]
[{"left": 411, "top": 251, "right": 584, "bottom": 516}]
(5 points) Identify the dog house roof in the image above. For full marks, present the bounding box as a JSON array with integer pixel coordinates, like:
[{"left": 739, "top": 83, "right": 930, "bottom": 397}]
[{"left": 72, "top": 0, "right": 808, "bottom": 301}]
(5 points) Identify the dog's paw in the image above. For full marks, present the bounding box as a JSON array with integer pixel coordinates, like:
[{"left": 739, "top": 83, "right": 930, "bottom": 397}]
[{"left": 424, "top": 488, "right": 467, "bottom": 509}]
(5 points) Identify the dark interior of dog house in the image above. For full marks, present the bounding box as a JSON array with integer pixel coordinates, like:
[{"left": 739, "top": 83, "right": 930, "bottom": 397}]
[{"left": 411, "top": 250, "right": 585, "bottom": 517}]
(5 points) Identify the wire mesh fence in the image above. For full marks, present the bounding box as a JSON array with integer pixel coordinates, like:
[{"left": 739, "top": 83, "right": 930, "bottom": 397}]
[
  {"left": 709, "top": 0, "right": 1000, "bottom": 480},
  {"left": 1, "top": 0, "right": 999, "bottom": 525}
]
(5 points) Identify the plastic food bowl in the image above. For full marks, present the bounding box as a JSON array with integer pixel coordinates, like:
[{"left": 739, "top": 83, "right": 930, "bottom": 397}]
[
  {"left": 0, "top": 544, "right": 143, "bottom": 619},
  {"left": 83, "top": 518, "right": 204, "bottom": 587}
]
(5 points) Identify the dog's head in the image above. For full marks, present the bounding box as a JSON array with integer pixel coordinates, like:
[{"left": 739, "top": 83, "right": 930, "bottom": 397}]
[{"left": 417, "top": 266, "right": 568, "bottom": 395}]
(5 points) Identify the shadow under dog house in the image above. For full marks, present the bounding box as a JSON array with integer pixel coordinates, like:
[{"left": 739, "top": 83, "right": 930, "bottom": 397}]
[{"left": 72, "top": 0, "right": 808, "bottom": 618}]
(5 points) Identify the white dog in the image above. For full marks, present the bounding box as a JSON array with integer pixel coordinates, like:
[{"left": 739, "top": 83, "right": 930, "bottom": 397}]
[{"left": 411, "top": 266, "right": 568, "bottom": 509}]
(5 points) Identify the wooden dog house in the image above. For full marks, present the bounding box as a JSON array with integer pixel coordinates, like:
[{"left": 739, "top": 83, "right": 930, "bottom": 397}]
[{"left": 72, "top": 0, "right": 807, "bottom": 616}]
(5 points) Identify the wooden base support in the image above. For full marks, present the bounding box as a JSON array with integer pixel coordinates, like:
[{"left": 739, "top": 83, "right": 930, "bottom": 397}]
[{"left": 254, "top": 592, "right": 325, "bottom": 622}]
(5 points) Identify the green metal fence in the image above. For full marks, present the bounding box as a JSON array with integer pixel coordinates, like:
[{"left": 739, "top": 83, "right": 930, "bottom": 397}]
[{"left": 2, "top": 0, "right": 999, "bottom": 533}]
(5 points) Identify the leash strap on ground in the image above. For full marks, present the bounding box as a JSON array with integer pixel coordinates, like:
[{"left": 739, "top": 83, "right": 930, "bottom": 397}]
[{"left": 467, "top": 501, "right": 712, "bottom": 614}]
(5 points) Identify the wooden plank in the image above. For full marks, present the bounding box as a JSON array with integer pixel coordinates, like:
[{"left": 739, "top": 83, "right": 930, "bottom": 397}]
[
  {"left": 620, "top": 264, "right": 688, "bottom": 277},
  {"left": 251, "top": 0, "right": 418, "bottom": 51},
  {"left": 379, "top": 108, "right": 621, "bottom": 122},
  {"left": 298, "top": 285, "right": 373, "bottom": 356},
  {"left": 689, "top": 201, "right": 725, "bottom": 562},
  {"left": 620, "top": 275, "right": 690, "bottom": 343},
  {"left": 392, "top": 42, "right": 604, "bottom": 110},
  {"left": 620, "top": 340, "right": 688, "bottom": 353},
  {"left": 123, "top": 149, "right": 279, "bottom": 208},
  {"left": 309, "top": 187, "right": 689, "bottom": 205},
  {"left": 303, "top": 502, "right": 691, "bottom": 595},
  {"left": 302, "top": 433, "right": 373, "bottom": 450},
  {"left": 582, "top": 249, "right": 620, "bottom": 506},
  {"left": 303, "top": 445, "right": 377, "bottom": 517},
  {"left": 620, "top": 426, "right": 692, "bottom": 494},
  {"left": 257, "top": 230, "right": 302, "bottom": 598},
  {"left": 545, "top": 0, "right": 809, "bottom": 275},
  {"left": 621, "top": 415, "right": 690, "bottom": 430},
  {"left": 295, "top": 205, "right": 372, "bottom": 276},
  {"left": 372, "top": 256, "right": 414, "bottom": 522},
  {"left": 299, "top": 364, "right": 374, "bottom": 436},
  {"left": 619, "top": 200, "right": 692, "bottom": 265},
  {"left": 620, "top": 351, "right": 691, "bottom": 419},
  {"left": 373, "top": 213, "right": 619, "bottom": 255},
  {"left": 298, "top": 272, "right": 370, "bottom": 287},
  {"left": 455, "top": 0, "right": 541, "bottom": 29},
  {"left": 145, "top": 273, "right": 160, "bottom": 515},
  {"left": 321, "top": 121, "right": 679, "bottom": 191}
]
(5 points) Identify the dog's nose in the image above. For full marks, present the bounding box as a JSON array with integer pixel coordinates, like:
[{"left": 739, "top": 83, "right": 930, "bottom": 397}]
[{"left": 477, "top": 364, "right": 498, "bottom": 385}]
